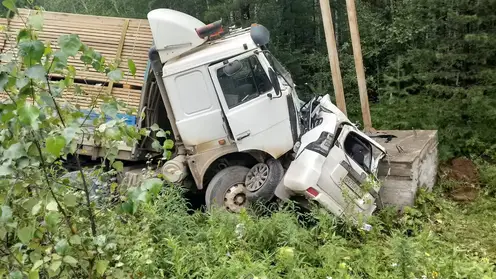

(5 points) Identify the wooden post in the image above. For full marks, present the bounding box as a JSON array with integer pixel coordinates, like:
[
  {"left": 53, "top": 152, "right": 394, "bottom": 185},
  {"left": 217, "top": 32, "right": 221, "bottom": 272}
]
[
  {"left": 319, "top": 0, "right": 347, "bottom": 115},
  {"left": 345, "top": 0, "right": 372, "bottom": 131},
  {"left": 108, "top": 19, "right": 130, "bottom": 93}
]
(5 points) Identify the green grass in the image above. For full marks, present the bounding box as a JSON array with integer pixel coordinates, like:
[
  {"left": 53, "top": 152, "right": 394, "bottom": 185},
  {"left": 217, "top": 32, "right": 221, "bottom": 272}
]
[{"left": 102, "top": 171, "right": 496, "bottom": 279}]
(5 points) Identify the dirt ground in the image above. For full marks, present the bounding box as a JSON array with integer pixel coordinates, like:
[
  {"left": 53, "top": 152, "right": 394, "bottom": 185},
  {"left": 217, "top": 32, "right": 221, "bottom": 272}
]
[{"left": 441, "top": 158, "right": 480, "bottom": 202}]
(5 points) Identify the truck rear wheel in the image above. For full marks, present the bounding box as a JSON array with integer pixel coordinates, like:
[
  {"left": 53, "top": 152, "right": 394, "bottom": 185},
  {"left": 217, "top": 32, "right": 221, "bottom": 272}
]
[{"left": 205, "top": 166, "right": 250, "bottom": 213}]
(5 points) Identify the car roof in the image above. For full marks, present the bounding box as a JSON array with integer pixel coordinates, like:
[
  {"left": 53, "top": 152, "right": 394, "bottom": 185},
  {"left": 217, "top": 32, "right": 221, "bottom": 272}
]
[{"left": 162, "top": 29, "right": 258, "bottom": 76}]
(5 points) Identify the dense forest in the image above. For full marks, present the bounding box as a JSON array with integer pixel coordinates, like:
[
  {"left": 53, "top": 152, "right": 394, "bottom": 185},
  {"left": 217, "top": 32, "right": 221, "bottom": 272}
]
[{"left": 3, "top": 0, "right": 495, "bottom": 160}]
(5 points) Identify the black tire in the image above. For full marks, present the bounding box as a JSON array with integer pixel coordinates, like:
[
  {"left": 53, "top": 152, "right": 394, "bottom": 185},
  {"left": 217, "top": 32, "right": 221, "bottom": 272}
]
[
  {"left": 205, "top": 166, "right": 250, "bottom": 209},
  {"left": 245, "top": 158, "right": 284, "bottom": 202}
]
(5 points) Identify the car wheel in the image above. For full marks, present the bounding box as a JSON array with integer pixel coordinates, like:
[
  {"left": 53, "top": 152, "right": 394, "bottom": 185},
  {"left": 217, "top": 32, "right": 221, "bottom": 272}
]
[{"left": 245, "top": 158, "right": 284, "bottom": 202}]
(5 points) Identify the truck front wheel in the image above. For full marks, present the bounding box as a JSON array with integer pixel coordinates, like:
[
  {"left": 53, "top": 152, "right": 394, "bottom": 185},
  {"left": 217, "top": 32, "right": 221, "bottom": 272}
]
[{"left": 205, "top": 166, "right": 250, "bottom": 213}]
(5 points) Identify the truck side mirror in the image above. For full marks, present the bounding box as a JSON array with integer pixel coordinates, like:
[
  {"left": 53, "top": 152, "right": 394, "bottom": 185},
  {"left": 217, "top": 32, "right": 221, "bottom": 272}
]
[{"left": 268, "top": 68, "right": 281, "bottom": 97}]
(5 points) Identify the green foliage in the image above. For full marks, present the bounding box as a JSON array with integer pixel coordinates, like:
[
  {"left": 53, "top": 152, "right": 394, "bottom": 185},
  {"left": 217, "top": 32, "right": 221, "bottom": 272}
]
[
  {"left": 0, "top": 6, "right": 174, "bottom": 278},
  {"left": 479, "top": 162, "right": 496, "bottom": 196}
]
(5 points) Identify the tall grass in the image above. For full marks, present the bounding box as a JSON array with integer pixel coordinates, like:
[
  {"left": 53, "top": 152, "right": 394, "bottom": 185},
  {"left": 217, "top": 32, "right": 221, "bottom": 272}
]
[{"left": 98, "top": 178, "right": 496, "bottom": 279}]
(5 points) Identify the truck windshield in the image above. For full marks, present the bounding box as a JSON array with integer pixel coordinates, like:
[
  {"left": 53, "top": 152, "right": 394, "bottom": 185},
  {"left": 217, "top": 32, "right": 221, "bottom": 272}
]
[
  {"left": 217, "top": 55, "right": 273, "bottom": 109},
  {"left": 263, "top": 51, "right": 294, "bottom": 87}
]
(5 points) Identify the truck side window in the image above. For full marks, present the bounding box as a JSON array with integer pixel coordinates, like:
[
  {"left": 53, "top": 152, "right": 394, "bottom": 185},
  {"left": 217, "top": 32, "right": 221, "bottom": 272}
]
[
  {"left": 343, "top": 133, "right": 373, "bottom": 172},
  {"left": 217, "top": 56, "right": 272, "bottom": 109}
]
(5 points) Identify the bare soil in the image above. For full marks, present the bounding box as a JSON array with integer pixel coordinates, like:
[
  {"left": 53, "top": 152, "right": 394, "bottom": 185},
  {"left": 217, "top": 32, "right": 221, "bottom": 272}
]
[
  {"left": 448, "top": 158, "right": 479, "bottom": 183},
  {"left": 442, "top": 158, "right": 480, "bottom": 202}
]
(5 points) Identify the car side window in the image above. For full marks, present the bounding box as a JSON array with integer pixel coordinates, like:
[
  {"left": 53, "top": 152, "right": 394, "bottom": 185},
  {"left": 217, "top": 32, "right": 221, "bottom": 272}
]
[
  {"left": 343, "top": 132, "right": 373, "bottom": 172},
  {"left": 217, "top": 55, "right": 272, "bottom": 109}
]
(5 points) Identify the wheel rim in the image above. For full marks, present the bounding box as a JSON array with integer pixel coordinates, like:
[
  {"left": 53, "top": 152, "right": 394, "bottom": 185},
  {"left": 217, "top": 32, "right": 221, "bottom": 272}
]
[
  {"left": 224, "top": 183, "right": 247, "bottom": 213},
  {"left": 245, "top": 163, "right": 269, "bottom": 192}
]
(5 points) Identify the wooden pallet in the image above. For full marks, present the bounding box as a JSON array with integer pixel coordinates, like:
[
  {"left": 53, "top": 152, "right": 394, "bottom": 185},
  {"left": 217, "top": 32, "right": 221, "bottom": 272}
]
[{"left": 0, "top": 9, "right": 153, "bottom": 114}]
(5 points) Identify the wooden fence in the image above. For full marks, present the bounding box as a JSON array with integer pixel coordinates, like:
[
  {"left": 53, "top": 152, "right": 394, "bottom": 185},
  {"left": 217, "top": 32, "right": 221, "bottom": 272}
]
[{"left": 0, "top": 9, "right": 154, "bottom": 117}]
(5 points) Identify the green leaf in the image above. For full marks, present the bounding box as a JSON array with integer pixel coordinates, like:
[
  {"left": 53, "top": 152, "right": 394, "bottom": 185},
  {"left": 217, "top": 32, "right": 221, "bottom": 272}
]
[
  {"left": 0, "top": 205, "right": 12, "bottom": 223},
  {"left": 0, "top": 72, "right": 8, "bottom": 91},
  {"left": 151, "top": 140, "right": 162, "bottom": 152},
  {"left": 26, "top": 64, "right": 46, "bottom": 81},
  {"left": 50, "top": 81, "right": 65, "bottom": 97},
  {"left": 0, "top": 165, "right": 13, "bottom": 177},
  {"left": 128, "top": 59, "right": 136, "bottom": 77},
  {"left": 46, "top": 200, "right": 58, "bottom": 211},
  {"left": 112, "top": 161, "right": 124, "bottom": 172},
  {"left": 39, "top": 92, "right": 55, "bottom": 108},
  {"left": 45, "top": 212, "right": 60, "bottom": 229},
  {"left": 63, "top": 194, "right": 78, "bottom": 207},
  {"left": 108, "top": 69, "right": 123, "bottom": 82},
  {"left": 101, "top": 101, "right": 118, "bottom": 118},
  {"left": 17, "top": 157, "right": 30, "bottom": 168},
  {"left": 142, "top": 178, "right": 163, "bottom": 196},
  {"left": 46, "top": 136, "right": 66, "bottom": 157},
  {"left": 28, "top": 13, "right": 43, "bottom": 31},
  {"left": 31, "top": 201, "right": 41, "bottom": 215},
  {"left": 163, "top": 139, "right": 174, "bottom": 150},
  {"left": 16, "top": 76, "right": 29, "bottom": 90},
  {"left": 49, "top": 260, "right": 62, "bottom": 273},
  {"left": 52, "top": 51, "right": 68, "bottom": 70},
  {"left": 62, "top": 126, "right": 78, "bottom": 143},
  {"left": 74, "top": 84, "right": 83, "bottom": 95},
  {"left": 19, "top": 40, "right": 45, "bottom": 65},
  {"left": 2, "top": 0, "right": 17, "bottom": 13},
  {"left": 18, "top": 103, "right": 40, "bottom": 128},
  {"left": 63, "top": 255, "right": 78, "bottom": 266},
  {"left": 18, "top": 226, "right": 34, "bottom": 244},
  {"left": 58, "top": 34, "right": 82, "bottom": 57},
  {"left": 150, "top": 123, "right": 160, "bottom": 131},
  {"left": 96, "top": 260, "right": 109, "bottom": 276},
  {"left": 4, "top": 143, "right": 26, "bottom": 160},
  {"left": 31, "top": 260, "right": 43, "bottom": 271},
  {"left": 8, "top": 271, "right": 22, "bottom": 279},
  {"left": 16, "top": 29, "right": 30, "bottom": 43},
  {"left": 44, "top": 41, "right": 52, "bottom": 56},
  {"left": 22, "top": 198, "right": 36, "bottom": 214},
  {"left": 28, "top": 271, "right": 39, "bottom": 279},
  {"left": 55, "top": 239, "right": 69, "bottom": 255},
  {"left": 156, "top": 130, "right": 168, "bottom": 138},
  {"left": 27, "top": 143, "right": 39, "bottom": 157},
  {"left": 121, "top": 200, "right": 137, "bottom": 215},
  {"left": 94, "top": 235, "right": 106, "bottom": 247},
  {"left": 80, "top": 48, "right": 104, "bottom": 71},
  {"left": 69, "top": 235, "right": 81, "bottom": 245}
]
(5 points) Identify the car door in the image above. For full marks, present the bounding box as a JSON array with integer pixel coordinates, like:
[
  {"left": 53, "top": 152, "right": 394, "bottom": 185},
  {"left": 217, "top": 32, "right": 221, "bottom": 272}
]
[
  {"left": 208, "top": 51, "right": 294, "bottom": 159},
  {"left": 318, "top": 124, "right": 386, "bottom": 216}
]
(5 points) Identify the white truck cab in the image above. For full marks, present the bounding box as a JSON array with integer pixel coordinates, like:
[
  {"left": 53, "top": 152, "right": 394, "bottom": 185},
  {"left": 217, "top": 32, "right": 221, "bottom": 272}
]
[
  {"left": 143, "top": 9, "right": 301, "bottom": 191},
  {"left": 87, "top": 8, "right": 386, "bottom": 222}
]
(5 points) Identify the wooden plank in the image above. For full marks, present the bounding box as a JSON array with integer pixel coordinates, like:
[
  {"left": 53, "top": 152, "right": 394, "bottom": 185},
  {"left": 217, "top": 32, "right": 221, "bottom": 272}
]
[
  {"left": 17, "top": 9, "right": 129, "bottom": 27},
  {"left": 107, "top": 19, "right": 130, "bottom": 93}
]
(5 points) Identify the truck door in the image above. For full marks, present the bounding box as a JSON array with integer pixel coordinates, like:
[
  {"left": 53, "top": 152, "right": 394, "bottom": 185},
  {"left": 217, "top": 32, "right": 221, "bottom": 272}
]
[
  {"left": 318, "top": 124, "right": 386, "bottom": 216},
  {"left": 209, "top": 51, "right": 294, "bottom": 158}
]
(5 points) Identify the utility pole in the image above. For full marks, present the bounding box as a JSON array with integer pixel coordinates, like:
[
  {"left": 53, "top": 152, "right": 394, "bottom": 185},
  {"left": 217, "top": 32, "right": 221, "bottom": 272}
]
[
  {"left": 345, "top": 0, "right": 372, "bottom": 132},
  {"left": 319, "top": 0, "right": 347, "bottom": 115}
]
